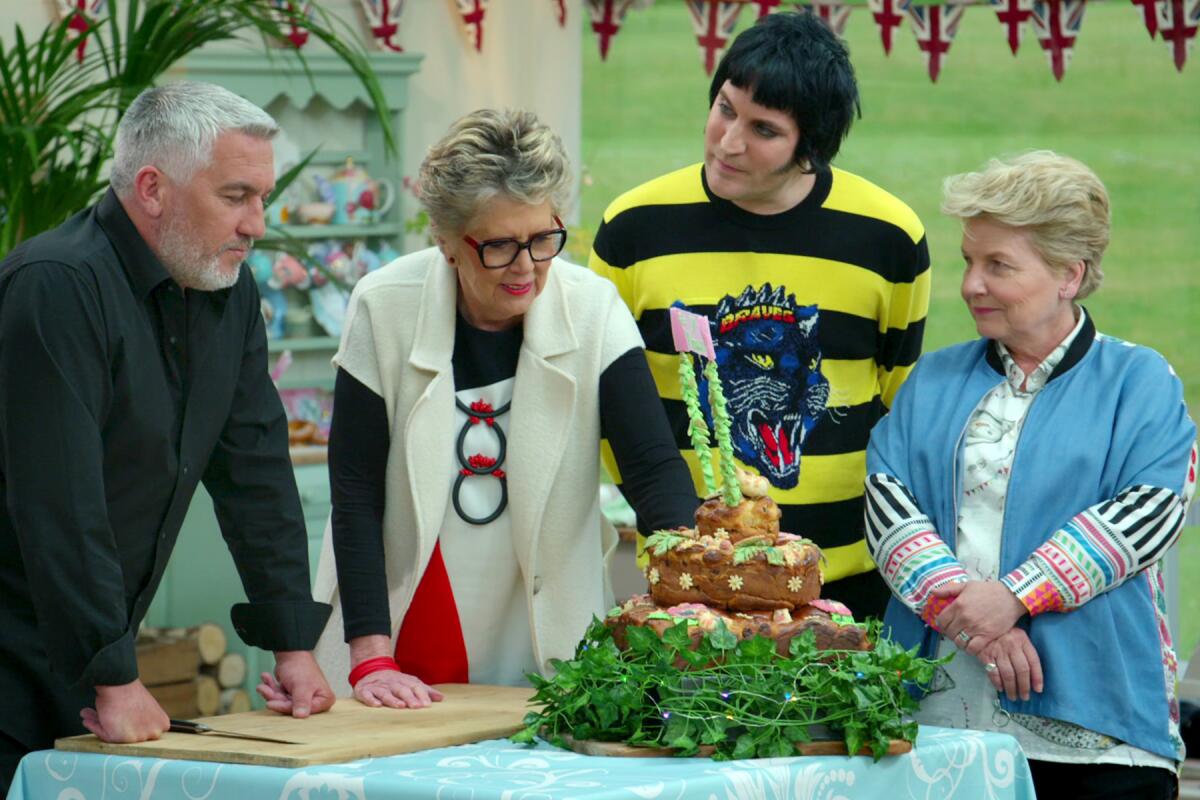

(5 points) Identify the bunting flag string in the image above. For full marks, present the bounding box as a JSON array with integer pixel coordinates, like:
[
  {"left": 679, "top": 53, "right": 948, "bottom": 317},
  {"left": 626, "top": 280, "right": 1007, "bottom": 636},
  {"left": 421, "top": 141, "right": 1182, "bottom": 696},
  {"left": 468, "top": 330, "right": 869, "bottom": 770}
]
[
  {"left": 586, "top": 0, "right": 639, "bottom": 60},
  {"left": 796, "top": 2, "right": 852, "bottom": 34},
  {"left": 753, "top": 0, "right": 785, "bottom": 14},
  {"left": 268, "top": 0, "right": 312, "bottom": 48},
  {"left": 454, "top": 0, "right": 488, "bottom": 52},
  {"left": 357, "top": 0, "right": 404, "bottom": 51},
  {"left": 1157, "top": 0, "right": 1199, "bottom": 69},
  {"left": 553, "top": 0, "right": 568, "bottom": 26},
  {"left": 1031, "top": 0, "right": 1087, "bottom": 80},
  {"left": 992, "top": 0, "right": 1033, "bottom": 53},
  {"left": 1132, "top": 0, "right": 1161, "bottom": 36},
  {"left": 907, "top": 3, "right": 968, "bottom": 81},
  {"left": 54, "top": 0, "right": 107, "bottom": 62},
  {"left": 869, "top": 0, "right": 910, "bottom": 54},
  {"left": 685, "top": 0, "right": 747, "bottom": 75}
]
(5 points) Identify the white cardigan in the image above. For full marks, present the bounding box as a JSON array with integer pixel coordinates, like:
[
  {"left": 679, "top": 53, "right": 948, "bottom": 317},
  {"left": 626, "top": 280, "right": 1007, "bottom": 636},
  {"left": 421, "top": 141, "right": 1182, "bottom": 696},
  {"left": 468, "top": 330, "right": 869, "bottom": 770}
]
[{"left": 312, "top": 247, "right": 643, "bottom": 692}]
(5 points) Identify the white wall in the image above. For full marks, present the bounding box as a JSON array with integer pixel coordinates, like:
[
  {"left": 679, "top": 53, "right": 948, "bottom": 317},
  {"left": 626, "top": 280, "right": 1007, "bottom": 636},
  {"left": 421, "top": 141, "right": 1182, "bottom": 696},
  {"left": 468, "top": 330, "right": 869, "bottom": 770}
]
[{"left": 8, "top": 1, "right": 583, "bottom": 224}]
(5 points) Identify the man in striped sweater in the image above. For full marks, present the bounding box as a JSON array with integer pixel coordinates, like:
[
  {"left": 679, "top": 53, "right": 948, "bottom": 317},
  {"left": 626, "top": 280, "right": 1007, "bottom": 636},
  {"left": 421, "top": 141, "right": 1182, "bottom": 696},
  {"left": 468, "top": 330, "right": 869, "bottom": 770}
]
[{"left": 589, "top": 12, "right": 930, "bottom": 618}]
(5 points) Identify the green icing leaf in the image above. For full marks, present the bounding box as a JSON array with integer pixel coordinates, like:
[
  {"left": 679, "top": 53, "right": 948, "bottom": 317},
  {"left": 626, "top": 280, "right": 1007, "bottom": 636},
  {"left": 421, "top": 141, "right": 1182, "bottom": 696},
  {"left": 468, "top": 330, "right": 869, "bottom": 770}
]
[{"left": 644, "top": 530, "right": 694, "bottom": 556}]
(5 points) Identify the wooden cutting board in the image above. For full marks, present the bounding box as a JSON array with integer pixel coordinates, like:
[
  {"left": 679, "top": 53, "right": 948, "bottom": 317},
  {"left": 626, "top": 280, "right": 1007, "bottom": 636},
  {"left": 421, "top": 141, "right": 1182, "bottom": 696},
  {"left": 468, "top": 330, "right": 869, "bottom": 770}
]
[{"left": 55, "top": 683, "right": 533, "bottom": 768}]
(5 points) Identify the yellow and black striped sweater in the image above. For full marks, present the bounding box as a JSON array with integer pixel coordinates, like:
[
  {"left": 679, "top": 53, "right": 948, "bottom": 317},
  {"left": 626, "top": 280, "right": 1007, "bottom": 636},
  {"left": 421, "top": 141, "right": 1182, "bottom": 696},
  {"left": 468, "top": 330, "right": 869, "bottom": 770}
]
[{"left": 590, "top": 163, "right": 930, "bottom": 601}]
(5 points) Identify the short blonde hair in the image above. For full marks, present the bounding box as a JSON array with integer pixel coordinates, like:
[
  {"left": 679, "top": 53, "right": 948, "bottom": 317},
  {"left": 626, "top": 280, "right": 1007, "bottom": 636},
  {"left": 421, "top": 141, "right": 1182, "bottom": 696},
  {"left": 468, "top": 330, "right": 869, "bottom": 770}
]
[
  {"left": 417, "top": 108, "right": 573, "bottom": 236},
  {"left": 941, "top": 151, "right": 1109, "bottom": 299}
]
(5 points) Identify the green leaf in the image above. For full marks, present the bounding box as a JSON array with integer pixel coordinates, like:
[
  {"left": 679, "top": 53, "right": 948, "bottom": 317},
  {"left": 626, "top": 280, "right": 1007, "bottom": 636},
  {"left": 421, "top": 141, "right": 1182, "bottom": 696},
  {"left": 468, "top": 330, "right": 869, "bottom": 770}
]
[
  {"left": 509, "top": 726, "right": 537, "bottom": 745},
  {"left": 737, "top": 636, "right": 776, "bottom": 661},
  {"left": 707, "top": 620, "right": 738, "bottom": 651},
  {"left": 668, "top": 733, "right": 698, "bottom": 755},
  {"left": 732, "top": 732, "right": 757, "bottom": 760},
  {"left": 843, "top": 722, "right": 865, "bottom": 757},
  {"left": 624, "top": 625, "right": 662, "bottom": 654},
  {"left": 661, "top": 620, "right": 694, "bottom": 652}
]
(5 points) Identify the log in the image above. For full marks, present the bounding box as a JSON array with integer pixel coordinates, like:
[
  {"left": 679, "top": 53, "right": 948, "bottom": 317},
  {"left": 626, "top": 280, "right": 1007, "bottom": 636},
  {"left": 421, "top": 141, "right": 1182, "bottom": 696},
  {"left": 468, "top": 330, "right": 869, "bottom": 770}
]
[
  {"left": 136, "top": 637, "right": 200, "bottom": 687},
  {"left": 218, "top": 688, "right": 251, "bottom": 715},
  {"left": 202, "top": 652, "right": 246, "bottom": 690},
  {"left": 147, "top": 680, "right": 200, "bottom": 719},
  {"left": 195, "top": 674, "right": 221, "bottom": 717},
  {"left": 188, "top": 623, "right": 227, "bottom": 666}
]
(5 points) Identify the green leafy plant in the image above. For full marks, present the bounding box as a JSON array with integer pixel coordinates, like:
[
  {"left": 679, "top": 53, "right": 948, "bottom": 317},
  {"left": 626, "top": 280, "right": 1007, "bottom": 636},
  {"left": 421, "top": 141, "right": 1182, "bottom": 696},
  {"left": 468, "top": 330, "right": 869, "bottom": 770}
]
[
  {"left": 0, "top": 0, "right": 392, "bottom": 256},
  {"left": 513, "top": 617, "right": 950, "bottom": 761}
]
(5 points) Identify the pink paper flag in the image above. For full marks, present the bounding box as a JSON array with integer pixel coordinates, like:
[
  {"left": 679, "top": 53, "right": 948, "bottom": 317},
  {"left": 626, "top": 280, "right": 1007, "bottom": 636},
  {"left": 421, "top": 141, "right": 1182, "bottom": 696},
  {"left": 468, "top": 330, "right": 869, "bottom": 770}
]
[{"left": 670, "top": 307, "right": 717, "bottom": 360}]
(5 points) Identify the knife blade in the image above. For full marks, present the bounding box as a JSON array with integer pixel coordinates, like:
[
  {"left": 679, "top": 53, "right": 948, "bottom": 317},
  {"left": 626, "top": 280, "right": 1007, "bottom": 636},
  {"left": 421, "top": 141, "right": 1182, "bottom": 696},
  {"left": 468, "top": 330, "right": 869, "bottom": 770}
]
[{"left": 168, "top": 719, "right": 301, "bottom": 745}]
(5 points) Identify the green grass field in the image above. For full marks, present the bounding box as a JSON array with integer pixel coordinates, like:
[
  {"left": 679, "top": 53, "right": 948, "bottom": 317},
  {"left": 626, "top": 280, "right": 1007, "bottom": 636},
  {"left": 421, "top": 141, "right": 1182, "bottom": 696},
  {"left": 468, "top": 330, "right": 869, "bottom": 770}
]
[{"left": 577, "top": 3, "right": 1200, "bottom": 655}]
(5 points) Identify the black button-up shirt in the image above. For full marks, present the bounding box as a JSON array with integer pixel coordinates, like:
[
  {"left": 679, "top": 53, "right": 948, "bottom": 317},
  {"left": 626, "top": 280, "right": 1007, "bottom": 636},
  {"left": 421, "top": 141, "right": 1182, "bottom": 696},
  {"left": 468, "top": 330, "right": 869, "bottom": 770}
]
[{"left": 0, "top": 190, "right": 329, "bottom": 747}]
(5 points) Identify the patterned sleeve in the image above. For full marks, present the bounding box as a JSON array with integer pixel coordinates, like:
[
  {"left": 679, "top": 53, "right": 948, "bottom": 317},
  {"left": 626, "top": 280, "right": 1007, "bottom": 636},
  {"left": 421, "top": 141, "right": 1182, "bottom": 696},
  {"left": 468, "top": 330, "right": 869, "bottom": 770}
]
[
  {"left": 865, "top": 473, "right": 968, "bottom": 629},
  {"left": 1001, "top": 444, "right": 1197, "bottom": 616}
]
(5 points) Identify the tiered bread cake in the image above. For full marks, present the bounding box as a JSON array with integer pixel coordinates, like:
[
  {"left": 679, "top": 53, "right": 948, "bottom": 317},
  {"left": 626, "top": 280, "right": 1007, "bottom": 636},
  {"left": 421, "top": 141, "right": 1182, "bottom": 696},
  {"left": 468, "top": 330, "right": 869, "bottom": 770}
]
[{"left": 607, "top": 468, "right": 868, "bottom": 656}]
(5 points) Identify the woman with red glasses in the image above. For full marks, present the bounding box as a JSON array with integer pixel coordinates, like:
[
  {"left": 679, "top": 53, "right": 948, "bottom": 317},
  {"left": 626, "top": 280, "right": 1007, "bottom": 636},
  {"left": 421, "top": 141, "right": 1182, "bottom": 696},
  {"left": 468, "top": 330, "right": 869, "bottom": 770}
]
[{"left": 307, "top": 109, "right": 698, "bottom": 709}]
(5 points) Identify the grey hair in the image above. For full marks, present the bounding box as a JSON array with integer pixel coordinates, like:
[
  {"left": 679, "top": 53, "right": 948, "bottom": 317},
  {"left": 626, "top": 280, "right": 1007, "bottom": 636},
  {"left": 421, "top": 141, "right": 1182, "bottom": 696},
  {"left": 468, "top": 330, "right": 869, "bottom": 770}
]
[
  {"left": 942, "top": 150, "right": 1109, "bottom": 299},
  {"left": 110, "top": 82, "right": 279, "bottom": 195},
  {"left": 417, "top": 108, "right": 573, "bottom": 236}
]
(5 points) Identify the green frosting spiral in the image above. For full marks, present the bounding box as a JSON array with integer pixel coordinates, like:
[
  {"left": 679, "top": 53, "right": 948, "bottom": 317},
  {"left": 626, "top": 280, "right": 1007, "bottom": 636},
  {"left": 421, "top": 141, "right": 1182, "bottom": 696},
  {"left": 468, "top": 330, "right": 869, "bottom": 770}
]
[
  {"left": 704, "top": 360, "right": 743, "bottom": 507},
  {"left": 678, "top": 354, "right": 716, "bottom": 496}
]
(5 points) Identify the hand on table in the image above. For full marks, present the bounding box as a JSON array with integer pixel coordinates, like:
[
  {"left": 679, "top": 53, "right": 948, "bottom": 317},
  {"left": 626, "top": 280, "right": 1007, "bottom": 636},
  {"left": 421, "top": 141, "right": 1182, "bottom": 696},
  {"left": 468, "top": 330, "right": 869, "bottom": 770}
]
[
  {"left": 257, "top": 650, "right": 335, "bottom": 718},
  {"left": 932, "top": 580, "right": 1027, "bottom": 657},
  {"left": 82, "top": 679, "right": 170, "bottom": 742},
  {"left": 354, "top": 670, "right": 444, "bottom": 709},
  {"left": 979, "top": 627, "right": 1044, "bottom": 702}
]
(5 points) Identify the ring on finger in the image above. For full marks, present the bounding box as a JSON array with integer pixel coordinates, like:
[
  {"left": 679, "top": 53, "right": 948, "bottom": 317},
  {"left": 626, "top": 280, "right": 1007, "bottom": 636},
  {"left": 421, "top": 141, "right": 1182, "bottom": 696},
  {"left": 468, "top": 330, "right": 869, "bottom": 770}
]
[
  {"left": 955, "top": 630, "right": 972, "bottom": 645},
  {"left": 984, "top": 662, "right": 999, "bottom": 673}
]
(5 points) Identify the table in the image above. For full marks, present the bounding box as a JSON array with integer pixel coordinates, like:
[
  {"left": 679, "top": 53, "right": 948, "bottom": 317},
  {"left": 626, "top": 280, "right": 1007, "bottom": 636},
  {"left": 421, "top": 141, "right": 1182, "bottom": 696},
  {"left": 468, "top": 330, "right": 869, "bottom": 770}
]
[{"left": 8, "top": 726, "right": 1035, "bottom": 800}]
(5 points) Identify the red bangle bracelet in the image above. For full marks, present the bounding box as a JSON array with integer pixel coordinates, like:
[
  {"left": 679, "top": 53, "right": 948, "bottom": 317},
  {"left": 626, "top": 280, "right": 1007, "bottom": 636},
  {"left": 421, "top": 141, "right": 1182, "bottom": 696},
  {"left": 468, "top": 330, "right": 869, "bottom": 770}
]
[{"left": 348, "top": 656, "right": 400, "bottom": 688}]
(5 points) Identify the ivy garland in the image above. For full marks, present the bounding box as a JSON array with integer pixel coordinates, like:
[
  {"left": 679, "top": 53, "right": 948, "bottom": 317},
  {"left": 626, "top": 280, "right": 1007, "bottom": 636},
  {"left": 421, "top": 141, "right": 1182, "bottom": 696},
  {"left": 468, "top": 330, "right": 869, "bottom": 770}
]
[{"left": 513, "top": 617, "right": 950, "bottom": 761}]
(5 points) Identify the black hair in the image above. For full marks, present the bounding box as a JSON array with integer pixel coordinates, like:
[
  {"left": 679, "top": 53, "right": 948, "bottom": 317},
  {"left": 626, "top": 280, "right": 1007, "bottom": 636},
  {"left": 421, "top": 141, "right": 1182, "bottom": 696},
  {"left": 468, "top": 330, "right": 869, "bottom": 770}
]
[{"left": 708, "top": 11, "right": 860, "bottom": 173}]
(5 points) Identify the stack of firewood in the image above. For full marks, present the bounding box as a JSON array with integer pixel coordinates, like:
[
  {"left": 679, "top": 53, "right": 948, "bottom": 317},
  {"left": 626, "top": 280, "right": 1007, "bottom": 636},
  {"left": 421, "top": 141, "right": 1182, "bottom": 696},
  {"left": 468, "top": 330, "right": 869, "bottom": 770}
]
[{"left": 137, "top": 623, "right": 251, "bottom": 718}]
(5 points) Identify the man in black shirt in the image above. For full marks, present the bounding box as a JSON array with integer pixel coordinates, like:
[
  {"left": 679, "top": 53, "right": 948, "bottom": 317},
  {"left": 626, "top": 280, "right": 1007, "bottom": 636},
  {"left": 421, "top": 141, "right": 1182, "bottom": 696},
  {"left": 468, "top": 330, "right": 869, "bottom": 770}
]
[{"left": 0, "top": 82, "right": 333, "bottom": 791}]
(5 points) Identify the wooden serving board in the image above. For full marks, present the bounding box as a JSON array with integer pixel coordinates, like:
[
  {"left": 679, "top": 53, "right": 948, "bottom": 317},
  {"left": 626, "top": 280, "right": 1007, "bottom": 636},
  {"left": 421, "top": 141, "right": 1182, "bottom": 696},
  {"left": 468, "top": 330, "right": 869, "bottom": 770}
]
[
  {"left": 556, "top": 732, "right": 912, "bottom": 758},
  {"left": 56, "top": 684, "right": 532, "bottom": 768}
]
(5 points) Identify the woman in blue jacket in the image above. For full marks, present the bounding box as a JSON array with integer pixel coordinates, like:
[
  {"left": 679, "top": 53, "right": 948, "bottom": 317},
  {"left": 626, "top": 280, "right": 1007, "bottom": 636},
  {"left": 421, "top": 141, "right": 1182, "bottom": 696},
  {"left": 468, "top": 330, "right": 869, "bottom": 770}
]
[{"left": 865, "top": 151, "right": 1195, "bottom": 800}]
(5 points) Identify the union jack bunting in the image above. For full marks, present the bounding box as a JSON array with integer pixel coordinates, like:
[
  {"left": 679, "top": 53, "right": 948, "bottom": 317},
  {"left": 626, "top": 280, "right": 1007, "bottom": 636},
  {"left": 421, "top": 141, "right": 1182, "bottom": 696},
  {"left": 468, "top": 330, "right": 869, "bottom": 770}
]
[
  {"left": 752, "top": 0, "right": 784, "bottom": 15},
  {"left": 796, "top": 2, "right": 852, "bottom": 35},
  {"left": 454, "top": 0, "right": 488, "bottom": 52},
  {"left": 1157, "top": 0, "right": 1199, "bottom": 70},
  {"left": 907, "top": 3, "right": 968, "bottom": 82},
  {"left": 54, "top": 0, "right": 107, "bottom": 62},
  {"left": 586, "top": 0, "right": 639, "bottom": 60},
  {"left": 552, "top": 0, "right": 568, "bottom": 26},
  {"left": 1131, "top": 0, "right": 1161, "bottom": 37},
  {"left": 992, "top": 0, "right": 1033, "bottom": 54},
  {"left": 869, "top": 0, "right": 910, "bottom": 54},
  {"left": 1031, "top": 0, "right": 1087, "bottom": 81},
  {"left": 685, "top": 0, "right": 746, "bottom": 75},
  {"left": 357, "top": 0, "right": 405, "bottom": 51}
]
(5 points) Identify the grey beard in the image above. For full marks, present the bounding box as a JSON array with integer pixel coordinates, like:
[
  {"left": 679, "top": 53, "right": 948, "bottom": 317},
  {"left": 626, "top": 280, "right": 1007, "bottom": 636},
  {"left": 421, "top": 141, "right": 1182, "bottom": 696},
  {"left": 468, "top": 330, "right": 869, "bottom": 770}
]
[{"left": 158, "top": 217, "right": 246, "bottom": 291}]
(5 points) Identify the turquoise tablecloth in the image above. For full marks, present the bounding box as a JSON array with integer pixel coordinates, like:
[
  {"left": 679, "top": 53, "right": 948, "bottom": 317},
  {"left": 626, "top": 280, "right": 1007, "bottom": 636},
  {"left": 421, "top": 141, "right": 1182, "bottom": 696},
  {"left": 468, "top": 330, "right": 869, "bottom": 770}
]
[{"left": 8, "top": 726, "right": 1035, "bottom": 799}]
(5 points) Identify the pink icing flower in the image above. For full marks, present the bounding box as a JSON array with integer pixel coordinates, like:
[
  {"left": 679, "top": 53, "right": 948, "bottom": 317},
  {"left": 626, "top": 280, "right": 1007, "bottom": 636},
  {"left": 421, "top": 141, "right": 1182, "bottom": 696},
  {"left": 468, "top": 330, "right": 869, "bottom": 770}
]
[
  {"left": 666, "top": 602, "right": 710, "bottom": 618},
  {"left": 810, "top": 598, "right": 853, "bottom": 617}
]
